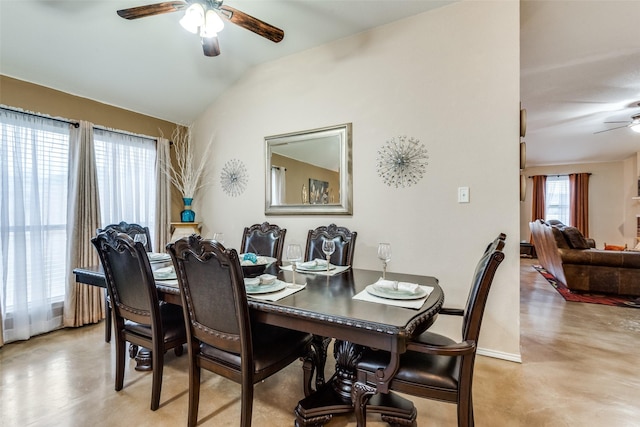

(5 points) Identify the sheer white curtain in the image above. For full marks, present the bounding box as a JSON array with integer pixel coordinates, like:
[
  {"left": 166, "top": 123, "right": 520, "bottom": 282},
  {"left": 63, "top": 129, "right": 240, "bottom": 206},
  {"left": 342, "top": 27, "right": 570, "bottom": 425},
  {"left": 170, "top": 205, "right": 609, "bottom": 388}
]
[
  {"left": 545, "top": 175, "right": 570, "bottom": 225},
  {"left": 271, "top": 166, "right": 286, "bottom": 205},
  {"left": 0, "top": 109, "right": 71, "bottom": 344},
  {"left": 94, "top": 128, "right": 157, "bottom": 242}
]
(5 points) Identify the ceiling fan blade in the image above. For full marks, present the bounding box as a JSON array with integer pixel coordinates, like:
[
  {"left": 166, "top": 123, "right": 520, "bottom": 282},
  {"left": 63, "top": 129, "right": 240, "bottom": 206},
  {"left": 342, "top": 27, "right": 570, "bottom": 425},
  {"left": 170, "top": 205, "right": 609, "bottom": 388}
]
[
  {"left": 603, "top": 121, "right": 630, "bottom": 124},
  {"left": 202, "top": 36, "right": 221, "bottom": 57},
  {"left": 593, "top": 125, "right": 629, "bottom": 134},
  {"left": 117, "top": 1, "right": 187, "bottom": 20},
  {"left": 219, "top": 5, "right": 284, "bottom": 43}
]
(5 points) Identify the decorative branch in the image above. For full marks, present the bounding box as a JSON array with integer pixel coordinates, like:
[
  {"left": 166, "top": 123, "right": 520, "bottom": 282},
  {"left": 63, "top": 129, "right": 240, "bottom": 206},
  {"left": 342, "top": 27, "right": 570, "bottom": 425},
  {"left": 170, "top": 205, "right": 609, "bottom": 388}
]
[{"left": 160, "top": 125, "right": 213, "bottom": 199}]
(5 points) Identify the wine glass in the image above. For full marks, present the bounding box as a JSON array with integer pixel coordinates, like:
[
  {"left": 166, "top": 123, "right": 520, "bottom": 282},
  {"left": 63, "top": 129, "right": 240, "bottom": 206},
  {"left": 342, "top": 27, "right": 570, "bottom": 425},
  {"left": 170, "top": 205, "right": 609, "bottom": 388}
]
[
  {"left": 134, "top": 233, "right": 148, "bottom": 251},
  {"left": 377, "top": 243, "right": 392, "bottom": 279},
  {"left": 286, "top": 243, "right": 302, "bottom": 284},
  {"left": 212, "top": 233, "right": 225, "bottom": 244},
  {"left": 322, "top": 240, "right": 335, "bottom": 273}
]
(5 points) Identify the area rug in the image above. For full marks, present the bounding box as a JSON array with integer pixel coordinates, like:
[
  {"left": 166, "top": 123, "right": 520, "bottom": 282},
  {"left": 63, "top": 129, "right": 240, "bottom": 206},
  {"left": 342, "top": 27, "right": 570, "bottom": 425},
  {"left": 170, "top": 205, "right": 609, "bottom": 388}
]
[{"left": 532, "top": 265, "right": 640, "bottom": 309}]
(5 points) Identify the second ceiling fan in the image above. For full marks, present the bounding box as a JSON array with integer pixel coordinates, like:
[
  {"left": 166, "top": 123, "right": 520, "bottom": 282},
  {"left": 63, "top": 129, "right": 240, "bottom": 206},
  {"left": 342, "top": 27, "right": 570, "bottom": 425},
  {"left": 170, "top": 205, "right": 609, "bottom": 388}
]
[
  {"left": 594, "top": 113, "right": 640, "bottom": 134},
  {"left": 117, "top": 0, "right": 284, "bottom": 57}
]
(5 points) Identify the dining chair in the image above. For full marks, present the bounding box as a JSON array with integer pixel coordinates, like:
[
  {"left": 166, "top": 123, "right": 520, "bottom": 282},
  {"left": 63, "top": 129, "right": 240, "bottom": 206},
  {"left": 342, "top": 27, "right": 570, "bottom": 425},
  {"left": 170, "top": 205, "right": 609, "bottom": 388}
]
[
  {"left": 167, "top": 235, "right": 314, "bottom": 427},
  {"left": 305, "top": 223, "right": 357, "bottom": 266},
  {"left": 97, "top": 221, "right": 153, "bottom": 343},
  {"left": 91, "top": 229, "right": 186, "bottom": 411},
  {"left": 240, "top": 221, "right": 287, "bottom": 262},
  {"left": 353, "top": 233, "right": 506, "bottom": 427}
]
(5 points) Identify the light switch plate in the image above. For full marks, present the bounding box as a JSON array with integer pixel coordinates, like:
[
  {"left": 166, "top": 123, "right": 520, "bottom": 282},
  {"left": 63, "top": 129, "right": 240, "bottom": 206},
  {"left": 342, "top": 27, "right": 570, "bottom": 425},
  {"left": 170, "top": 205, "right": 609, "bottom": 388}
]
[{"left": 458, "top": 186, "right": 470, "bottom": 203}]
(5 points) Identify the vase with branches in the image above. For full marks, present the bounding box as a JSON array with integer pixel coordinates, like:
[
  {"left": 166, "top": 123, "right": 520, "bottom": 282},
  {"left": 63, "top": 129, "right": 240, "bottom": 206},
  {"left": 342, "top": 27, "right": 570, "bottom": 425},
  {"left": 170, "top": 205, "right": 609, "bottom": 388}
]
[{"left": 160, "top": 125, "right": 213, "bottom": 222}]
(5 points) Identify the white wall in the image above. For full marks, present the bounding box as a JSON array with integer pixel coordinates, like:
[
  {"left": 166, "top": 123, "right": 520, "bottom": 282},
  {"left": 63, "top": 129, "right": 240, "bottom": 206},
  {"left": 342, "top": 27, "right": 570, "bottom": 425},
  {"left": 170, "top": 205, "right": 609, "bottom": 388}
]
[
  {"left": 624, "top": 154, "right": 639, "bottom": 248},
  {"left": 192, "top": 1, "right": 521, "bottom": 360},
  {"left": 520, "top": 161, "right": 630, "bottom": 247}
]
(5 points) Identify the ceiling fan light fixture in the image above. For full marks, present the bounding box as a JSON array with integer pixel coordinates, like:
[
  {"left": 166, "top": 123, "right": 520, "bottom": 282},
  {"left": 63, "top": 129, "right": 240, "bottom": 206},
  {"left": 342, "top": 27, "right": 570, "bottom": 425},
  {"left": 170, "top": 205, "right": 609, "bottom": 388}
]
[
  {"left": 201, "top": 9, "right": 224, "bottom": 38},
  {"left": 118, "top": 0, "right": 284, "bottom": 57},
  {"left": 180, "top": 3, "right": 205, "bottom": 34}
]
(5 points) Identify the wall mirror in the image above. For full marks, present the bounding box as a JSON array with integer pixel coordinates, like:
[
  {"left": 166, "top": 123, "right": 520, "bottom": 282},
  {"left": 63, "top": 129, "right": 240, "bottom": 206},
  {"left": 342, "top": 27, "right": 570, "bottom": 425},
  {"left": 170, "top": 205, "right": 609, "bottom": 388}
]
[{"left": 265, "top": 123, "right": 352, "bottom": 215}]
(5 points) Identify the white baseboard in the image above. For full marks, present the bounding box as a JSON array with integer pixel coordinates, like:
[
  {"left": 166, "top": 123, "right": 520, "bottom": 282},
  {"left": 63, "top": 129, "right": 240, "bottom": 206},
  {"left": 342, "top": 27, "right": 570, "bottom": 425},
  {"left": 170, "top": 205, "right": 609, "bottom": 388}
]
[{"left": 477, "top": 347, "right": 522, "bottom": 363}]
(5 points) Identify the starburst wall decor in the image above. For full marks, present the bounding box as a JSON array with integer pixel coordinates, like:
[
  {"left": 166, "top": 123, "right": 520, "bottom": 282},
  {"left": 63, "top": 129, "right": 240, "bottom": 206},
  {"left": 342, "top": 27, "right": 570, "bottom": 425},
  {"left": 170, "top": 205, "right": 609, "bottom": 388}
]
[
  {"left": 220, "top": 158, "right": 248, "bottom": 197},
  {"left": 376, "top": 135, "right": 429, "bottom": 188}
]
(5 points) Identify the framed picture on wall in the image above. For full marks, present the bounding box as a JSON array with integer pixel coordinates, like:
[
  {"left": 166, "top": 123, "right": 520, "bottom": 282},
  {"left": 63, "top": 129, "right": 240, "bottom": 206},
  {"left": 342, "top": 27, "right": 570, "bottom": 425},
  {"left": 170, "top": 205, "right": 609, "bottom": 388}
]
[{"left": 309, "top": 178, "right": 329, "bottom": 204}]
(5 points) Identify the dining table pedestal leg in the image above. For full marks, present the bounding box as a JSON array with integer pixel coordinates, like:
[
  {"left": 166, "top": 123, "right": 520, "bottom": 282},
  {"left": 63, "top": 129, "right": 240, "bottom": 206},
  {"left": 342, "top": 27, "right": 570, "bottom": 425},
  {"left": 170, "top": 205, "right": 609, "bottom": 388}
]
[
  {"left": 294, "top": 339, "right": 417, "bottom": 427},
  {"left": 132, "top": 345, "right": 153, "bottom": 371}
]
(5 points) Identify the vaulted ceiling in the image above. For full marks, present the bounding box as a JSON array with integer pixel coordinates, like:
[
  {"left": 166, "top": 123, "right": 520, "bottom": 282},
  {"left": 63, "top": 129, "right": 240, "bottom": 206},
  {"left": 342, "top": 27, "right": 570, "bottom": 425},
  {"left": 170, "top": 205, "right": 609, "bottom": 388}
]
[
  {"left": 520, "top": 0, "right": 640, "bottom": 166},
  {"left": 2, "top": 1, "right": 639, "bottom": 167},
  {"left": 0, "top": 0, "right": 453, "bottom": 124}
]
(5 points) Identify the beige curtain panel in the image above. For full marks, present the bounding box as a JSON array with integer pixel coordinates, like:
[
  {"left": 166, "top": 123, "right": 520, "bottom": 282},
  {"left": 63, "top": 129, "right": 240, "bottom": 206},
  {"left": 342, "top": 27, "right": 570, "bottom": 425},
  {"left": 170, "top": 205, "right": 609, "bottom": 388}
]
[
  {"left": 64, "top": 121, "right": 104, "bottom": 327},
  {"left": 155, "top": 137, "right": 172, "bottom": 251}
]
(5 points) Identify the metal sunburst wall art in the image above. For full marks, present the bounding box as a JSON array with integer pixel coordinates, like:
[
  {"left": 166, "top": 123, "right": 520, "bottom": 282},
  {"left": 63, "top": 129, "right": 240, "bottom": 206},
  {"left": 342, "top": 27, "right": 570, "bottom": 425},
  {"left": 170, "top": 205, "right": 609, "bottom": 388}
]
[
  {"left": 376, "top": 135, "right": 429, "bottom": 188},
  {"left": 220, "top": 158, "right": 248, "bottom": 197}
]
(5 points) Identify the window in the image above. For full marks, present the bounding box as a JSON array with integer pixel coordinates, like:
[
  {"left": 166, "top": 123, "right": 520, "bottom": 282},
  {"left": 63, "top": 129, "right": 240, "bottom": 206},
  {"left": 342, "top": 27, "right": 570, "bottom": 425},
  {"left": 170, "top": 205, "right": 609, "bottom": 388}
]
[
  {"left": 94, "top": 128, "right": 157, "bottom": 244},
  {"left": 545, "top": 175, "right": 570, "bottom": 224},
  {"left": 1, "top": 109, "right": 159, "bottom": 343},
  {"left": 0, "top": 110, "right": 71, "bottom": 339}
]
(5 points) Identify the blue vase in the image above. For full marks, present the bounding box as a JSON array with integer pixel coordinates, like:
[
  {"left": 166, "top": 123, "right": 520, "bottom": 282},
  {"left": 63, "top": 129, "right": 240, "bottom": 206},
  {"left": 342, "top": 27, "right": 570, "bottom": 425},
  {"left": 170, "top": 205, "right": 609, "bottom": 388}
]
[{"left": 181, "top": 198, "right": 195, "bottom": 222}]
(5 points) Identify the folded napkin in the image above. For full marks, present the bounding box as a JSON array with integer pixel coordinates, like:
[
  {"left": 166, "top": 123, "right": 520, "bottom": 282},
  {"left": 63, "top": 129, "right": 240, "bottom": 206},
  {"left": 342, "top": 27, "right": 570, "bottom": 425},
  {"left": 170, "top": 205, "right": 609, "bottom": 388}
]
[
  {"left": 375, "top": 279, "right": 421, "bottom": 294},
  {"left": 244, "top": 274, "right": 277, "bottom": 286},
  {"left": 259, "top": 274, "right": 277, "bottom": 285},
  {"left": 297, "top": 259, "right": 328, "bottom": 269},
  {"left": 148, "top": 252, "right": 170, "bottom": 262}
]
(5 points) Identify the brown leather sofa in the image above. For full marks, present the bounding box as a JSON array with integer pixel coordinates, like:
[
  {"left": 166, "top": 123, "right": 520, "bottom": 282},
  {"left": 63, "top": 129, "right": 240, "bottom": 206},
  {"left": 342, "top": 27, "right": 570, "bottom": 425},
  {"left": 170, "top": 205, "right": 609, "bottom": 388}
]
[{"left": 529, "top": 219, "right": 640, "bottom": 296}]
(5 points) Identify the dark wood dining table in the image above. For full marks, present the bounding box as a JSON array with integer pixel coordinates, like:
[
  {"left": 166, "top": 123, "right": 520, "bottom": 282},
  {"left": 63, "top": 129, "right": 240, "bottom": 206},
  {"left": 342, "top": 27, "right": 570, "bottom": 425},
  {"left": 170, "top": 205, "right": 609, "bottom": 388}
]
[{"left": 74, "top": 263, "right": 444, "bottom": 426}]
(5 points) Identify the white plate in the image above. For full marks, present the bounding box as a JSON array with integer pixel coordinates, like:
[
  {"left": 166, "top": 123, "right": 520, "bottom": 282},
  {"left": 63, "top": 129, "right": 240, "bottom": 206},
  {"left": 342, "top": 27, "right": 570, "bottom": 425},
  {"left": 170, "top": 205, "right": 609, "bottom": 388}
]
[
  {"left": 296, "top": 262, "right": 336, "bottom": 272},
  {"left": 153, "top": 266, "right": 176, "bottom": 280},
  {"left": 365, "top": 284, "right": 427, "bottom": 300},
  {"left": 245, "top": 280, "right": 286, "bottom": 295}
]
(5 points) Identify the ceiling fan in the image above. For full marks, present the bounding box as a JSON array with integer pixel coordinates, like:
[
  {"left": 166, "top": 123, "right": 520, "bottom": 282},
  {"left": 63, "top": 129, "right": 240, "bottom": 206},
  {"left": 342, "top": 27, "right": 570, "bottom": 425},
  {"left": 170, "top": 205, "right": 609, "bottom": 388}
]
[
  {"left": 594, "top": 113, "right": 640, "bottom": 134},
  {"left": 117, "top": 0, "right": 284, "bottom": 57}
]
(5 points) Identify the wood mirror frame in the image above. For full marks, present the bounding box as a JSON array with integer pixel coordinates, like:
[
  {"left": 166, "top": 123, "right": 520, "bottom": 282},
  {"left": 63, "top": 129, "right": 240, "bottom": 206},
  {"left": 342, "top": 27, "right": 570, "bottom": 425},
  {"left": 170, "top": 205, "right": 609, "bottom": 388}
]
[{"left": 265, "top": 123, "right": 353, "bottom": 215}]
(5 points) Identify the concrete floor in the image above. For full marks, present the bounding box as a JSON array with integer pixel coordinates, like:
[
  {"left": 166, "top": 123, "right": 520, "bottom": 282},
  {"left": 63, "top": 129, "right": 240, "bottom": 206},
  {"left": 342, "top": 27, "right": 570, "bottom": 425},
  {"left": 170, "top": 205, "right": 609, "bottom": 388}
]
[{"left": 2, "top": 258, "right": 640, "bottom": 426}]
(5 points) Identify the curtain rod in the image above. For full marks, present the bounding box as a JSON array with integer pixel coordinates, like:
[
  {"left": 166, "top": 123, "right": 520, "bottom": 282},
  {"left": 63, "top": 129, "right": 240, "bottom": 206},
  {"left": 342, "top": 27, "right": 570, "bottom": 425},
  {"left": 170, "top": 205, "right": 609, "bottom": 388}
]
[
  {"left": 1, "top": 105, "right": 79, "bottom": 128},
  {"left": 93, "top": 124, "right": 156, "bottom": 141},
  {"left": 1, "top": 105, "right": 164, "bottom": 142},
  {"left": 527, "top": 173, "right": 592, "bottom": 178}
]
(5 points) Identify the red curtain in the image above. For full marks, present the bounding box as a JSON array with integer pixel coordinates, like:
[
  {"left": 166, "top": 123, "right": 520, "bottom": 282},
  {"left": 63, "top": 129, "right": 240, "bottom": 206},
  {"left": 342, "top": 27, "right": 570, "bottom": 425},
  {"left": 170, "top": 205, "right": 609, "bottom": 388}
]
[
  {"left": 570, "top": 173, "right": 590, "bottom": 237},
  {"left": 531, "top": 175, "right": 546, "bottom": 222},
  {"left": 530, "top": 175, "right": 546, "bottom": 243}
]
